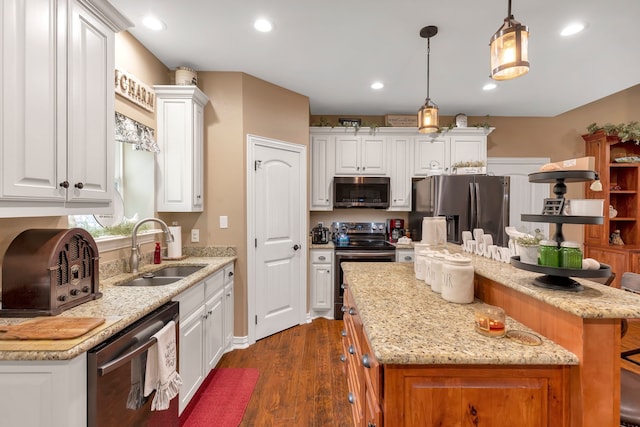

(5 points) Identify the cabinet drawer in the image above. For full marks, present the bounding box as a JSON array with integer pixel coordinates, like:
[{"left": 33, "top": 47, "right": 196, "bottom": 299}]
[
  {"left": 311, "top": 250, "right": 333, "bottom": 263},
  {"left": 174, "top": 280, "right": 205, "bottom": 320},
  {"left": 205, "top": 270, "right": 224, "bottom": 299},
  {"left": 396, "top": 249, "right": 414, "bottom": 263}
]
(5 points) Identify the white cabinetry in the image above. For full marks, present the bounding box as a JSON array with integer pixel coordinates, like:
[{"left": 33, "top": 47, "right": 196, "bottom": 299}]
[
  {"left": 414, "top": 134, "right": 448, "bottom": 176},
  {"left": 310, "top": 249, "right": 333, "bottom": 319},
  {"left": 0, "top": 0, "right": 130, "bottom": 217},
  {"left": 335, "top": 134, "right": 386, "bottom": 175},
  {"left": 414, "top": 128, "right": 493, "bottom": 176},
  {"left": 396, "top": 248, "right": 415, "bottom": 263},
  {"left": 0, "top": 354, "right": 86, "bottom": 427},
  {"left": 155, "top": 86, "right": 209, "bottom": 212},
  {"left": 223, "top": 264, "right": 235, "bottom": 351},
  {"left": 173, "top": 263, "right": 234, "bottom": 415},
  {"left": 310, "top": 135, "right": 335, "bottom": 210},
  {"left": 388, "top": 136, "right": 412, "bottom": 211}
]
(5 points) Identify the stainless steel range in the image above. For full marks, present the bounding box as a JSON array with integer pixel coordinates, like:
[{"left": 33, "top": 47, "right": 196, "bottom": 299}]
[{"left": 332, "top": 222, "right": 396, "bottom": 319}]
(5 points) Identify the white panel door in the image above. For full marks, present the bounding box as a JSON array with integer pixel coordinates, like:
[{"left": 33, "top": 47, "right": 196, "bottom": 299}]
[
  {"left": 1, "top": 0, "right": 65, "bottom": 200},
  {"left": 487, "top": 157, "right": 550, "bottom": 238},
  {"left": 67, "top": 0, "right": 113, "bottom": 201},
  {"left": 254, "top": 140, "right": 304, "bottom": 340},
  {"left": 414, "top": 135, "right": 448, "bottom": 175}
]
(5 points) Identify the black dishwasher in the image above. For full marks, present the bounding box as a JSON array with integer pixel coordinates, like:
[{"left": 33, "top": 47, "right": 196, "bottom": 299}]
[{"left": 87, "top": 301, "right": 179, "bottom": 427}]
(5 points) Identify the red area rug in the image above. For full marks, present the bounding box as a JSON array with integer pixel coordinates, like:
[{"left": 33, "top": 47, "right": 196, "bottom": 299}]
[{"left": 180, "top": 368, "right": 259, "bottom": 427}]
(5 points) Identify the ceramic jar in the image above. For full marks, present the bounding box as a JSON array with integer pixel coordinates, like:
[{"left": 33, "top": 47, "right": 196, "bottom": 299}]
[
  {"left": 538, "top": 240, "right": 560, "bottom": 267},
  {"left": 429, "top": 252, "right": 446, "bottom": 293},
  {"left": 441, "top": 254, "right": 474, "bottom": 303}
]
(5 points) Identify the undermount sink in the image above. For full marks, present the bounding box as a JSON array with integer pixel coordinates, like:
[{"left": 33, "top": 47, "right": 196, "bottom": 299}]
[
  {"left": 119, "top": 265, "right": 205, "bottom": 287},
  {"left": 146, "top": 265, "right": 205, "bottom": 278},
  {"left": 119, "top": 276, "right": 182, "bottom": 287}
]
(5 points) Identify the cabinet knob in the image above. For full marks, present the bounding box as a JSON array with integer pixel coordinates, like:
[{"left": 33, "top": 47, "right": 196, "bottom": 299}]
[
  {"left": 349, "top": 307, "right": 356, "bottom": 315},
  {"left": 405, "top": 256, "right": 412, "bottom": 261},
  {"left": 292, "top": 244, "right": 300, "bottom": 251},
  {"left": 74, "top": 182, "right": 84, "bottom": 189},
  {"left": 58, "top": 295, "right": 67, "bottom": 302},
  {"left": 341, "top": 306, "right": 347, "bottom": 313},
  {"left": 318, "top": 256, "right": 326, "bottom": 261},
  {"left": 348, "top": 345, "right": 355, "bottom": 355},
  {"left": 340, "top": 354, "right": 346, "bottom": 363},
  {"left": 228, "top": 271, "right": 234, "bottom": 277},
  {"left": 348, "top": 392, "right": 354, "bottom": 404},
  {"left": 362, "top": 354, "right": 371, "bottom": 368},
  {"left": 341, "top": 329, "right": 347, "bottom": 337},
  {"left": 59, "top": 181, "right": 70, "bottom": 189}
]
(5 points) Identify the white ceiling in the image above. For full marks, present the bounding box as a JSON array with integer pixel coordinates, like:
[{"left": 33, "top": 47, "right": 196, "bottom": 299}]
[{"left": 109, "top": 0, "right": 640, "bottom": 117}]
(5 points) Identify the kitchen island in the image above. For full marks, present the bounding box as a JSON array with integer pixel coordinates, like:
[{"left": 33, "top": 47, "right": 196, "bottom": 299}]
[
  {"left": 0, "top": 256, "right": 235, "bottom": 427},
  {"left": 341, "top": 254, "right": 640, "bottom": 427}
]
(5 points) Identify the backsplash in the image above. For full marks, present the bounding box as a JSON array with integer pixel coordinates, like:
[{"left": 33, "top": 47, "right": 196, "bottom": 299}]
[{"left": 99, "top": 246, "right": 237, "bottom": 280}]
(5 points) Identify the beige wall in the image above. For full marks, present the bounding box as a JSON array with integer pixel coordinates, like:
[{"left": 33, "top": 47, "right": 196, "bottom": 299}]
[{"left": 158, "top": 71, "right": 310, "bottom": 336}]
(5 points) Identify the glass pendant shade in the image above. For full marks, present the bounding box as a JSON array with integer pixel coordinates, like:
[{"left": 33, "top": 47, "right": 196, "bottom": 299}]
[
  {"left": 490, "top": 18, "right": 529, "bottom": 80},
  {"left": 418, "top": 100, "right": 439, "bottom": 134}
]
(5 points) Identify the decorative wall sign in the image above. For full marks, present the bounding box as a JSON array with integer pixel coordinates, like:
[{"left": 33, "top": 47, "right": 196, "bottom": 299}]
[
  {"left": 385, "top": 114, "right": 418, "bottom": 127},
  {"left": 338, "top": 118, "right": 361, "bottom": 127},
  {"left": 114, "top": 68, "right": 155, "bottom": 112}
]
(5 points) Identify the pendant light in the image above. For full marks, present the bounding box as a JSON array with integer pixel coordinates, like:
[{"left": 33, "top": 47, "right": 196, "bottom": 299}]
[
  {"left": 418, "top": 25, "right": 439, "bottom": 134},
  {"left": 490, "top": 0, "right": 529, "bottom": 80}
]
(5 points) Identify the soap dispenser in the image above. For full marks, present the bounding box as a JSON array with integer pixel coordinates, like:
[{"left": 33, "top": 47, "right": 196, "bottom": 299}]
[{"left": 153, "top": 242, "right": 161, "bottom": 264}]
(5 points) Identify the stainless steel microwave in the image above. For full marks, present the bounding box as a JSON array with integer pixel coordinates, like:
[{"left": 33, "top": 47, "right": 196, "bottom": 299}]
[{"left": 333, "top": 176, "right": 390, "bottom": 208}]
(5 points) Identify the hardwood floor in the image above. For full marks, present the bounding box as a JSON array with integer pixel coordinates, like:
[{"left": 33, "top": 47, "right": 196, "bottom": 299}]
[
  {"left": 217, "top": 317, "right": 640, "bottom": 426},
  {"left": 217, "top": 318, "right": 352, "bottom": 427}
]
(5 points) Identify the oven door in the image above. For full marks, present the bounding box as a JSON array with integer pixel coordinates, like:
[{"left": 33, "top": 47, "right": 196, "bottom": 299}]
[
  {"left": 87, "top": 301, "right": 180, "bottom": 427},
  {"left": 334, "top": 250, "right": 395, "bottom": 319}
]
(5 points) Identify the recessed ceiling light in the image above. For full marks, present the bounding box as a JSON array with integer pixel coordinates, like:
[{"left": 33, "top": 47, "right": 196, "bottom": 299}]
[
  {"left": 561, "top": 23, "right": 585, "bottom": 37},
  {"left": 254, "top": 18, "right": 273, "bottom": 32},
  {"left": 483, "top": 83, "right": 497, "bottom": 91},
  {"left": 371, "top": 82, "right": 384, "bottom": 90},
  {"left": 142, "top": 15, "right": 166, "bottom": 31}
]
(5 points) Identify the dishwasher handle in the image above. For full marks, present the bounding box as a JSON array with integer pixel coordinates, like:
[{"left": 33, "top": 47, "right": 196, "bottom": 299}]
[{"left": 97, "top": 319, "right": 165, "bottom": 376}]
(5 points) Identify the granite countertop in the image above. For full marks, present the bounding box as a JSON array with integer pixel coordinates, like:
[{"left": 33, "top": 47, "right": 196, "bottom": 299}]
[
  {"left": 342, "top": 262, "right": 579, "bottom": 366},
  {"left": 452, "top": 244, "right": 640, "bottom": 319},
  {"left": 0, "top": 256, "right": 236, "bottom": 361}
]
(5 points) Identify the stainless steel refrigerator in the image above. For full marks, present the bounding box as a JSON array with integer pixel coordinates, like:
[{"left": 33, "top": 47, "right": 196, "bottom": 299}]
[{"left": 409, "top": 175, "right": 510, "bottom": 247}]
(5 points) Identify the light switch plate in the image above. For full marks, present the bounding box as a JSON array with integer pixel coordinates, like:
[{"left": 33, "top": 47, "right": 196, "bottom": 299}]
[
  {"left": 191, "top": 229, "right": 200, "bottom": 243},
  {"left": 220, "top": 216, "right": 228, "bottom": 229}
]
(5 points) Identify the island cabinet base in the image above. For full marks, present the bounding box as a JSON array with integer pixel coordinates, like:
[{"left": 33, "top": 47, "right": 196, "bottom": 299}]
[
  {"left": 475, "top": 274, "right": 622, "bottom": 427},
  {"left": 383, "top": 364, "right": 570, "bottom": 427}
]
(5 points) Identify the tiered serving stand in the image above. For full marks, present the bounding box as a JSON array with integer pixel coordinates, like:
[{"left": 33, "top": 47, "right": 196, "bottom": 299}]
[{"left": 510, "top": 170, "right": 612, "bottom": 291}]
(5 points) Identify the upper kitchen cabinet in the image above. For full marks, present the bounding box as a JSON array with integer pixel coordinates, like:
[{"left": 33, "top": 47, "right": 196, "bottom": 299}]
[
  {"left": 155, "top": 85, "right": 209, "bottom": 212},
  {"left": 414, "top": 128, "right": 493, "bottom": 176},
  {"left": 0, "top": 0, "right": 131, "bottom": 217},
  {"left": 310, "top": 134, "right": 335, "bottom": 211},
  {"left": 335, "top": 134, "right": 386, "bottom": 175},
  {"left": 388, "top": 136, "right": 412, "bottom": 211}
]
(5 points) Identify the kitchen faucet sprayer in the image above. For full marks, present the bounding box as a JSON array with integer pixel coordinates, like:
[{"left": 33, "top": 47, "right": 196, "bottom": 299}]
[{"left": 130, "top": 218, "right": 174, "bottom": 273}]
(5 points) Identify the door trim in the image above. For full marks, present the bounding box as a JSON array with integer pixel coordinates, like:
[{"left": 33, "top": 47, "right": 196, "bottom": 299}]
[{"left": 246, "top": 134, "right": 307, "bottom": 345}]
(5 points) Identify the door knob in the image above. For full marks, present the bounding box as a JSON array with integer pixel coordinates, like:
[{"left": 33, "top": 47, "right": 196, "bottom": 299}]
[{"left": 292, "top": 244, "right": 300, "bottom": 251}]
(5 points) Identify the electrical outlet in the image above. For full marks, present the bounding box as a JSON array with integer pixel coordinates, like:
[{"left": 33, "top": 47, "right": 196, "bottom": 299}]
[
  {"left": 220, "top": 216, "right": 228, "bottom": 229},
  {"left": 191, "top": 229, "right": 200, "bottom": 243}
]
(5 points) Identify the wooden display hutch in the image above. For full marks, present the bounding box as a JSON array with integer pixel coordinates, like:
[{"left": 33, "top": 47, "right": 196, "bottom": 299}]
[{"left": 583, "top": 130, "right": 640, "bottom": 287}]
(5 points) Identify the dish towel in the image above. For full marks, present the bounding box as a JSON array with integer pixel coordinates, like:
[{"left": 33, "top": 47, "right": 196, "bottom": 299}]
[
  {"left": 143, "top": 320, "right": 182, "bottom": 411},
  {"left": 126, "top": 352, "right": 147, "bottom": 410}
]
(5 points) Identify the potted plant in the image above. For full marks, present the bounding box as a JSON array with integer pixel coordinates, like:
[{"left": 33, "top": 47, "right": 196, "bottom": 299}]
[{"left": 515, "top": 232, "right": 543, "bottom": 264}]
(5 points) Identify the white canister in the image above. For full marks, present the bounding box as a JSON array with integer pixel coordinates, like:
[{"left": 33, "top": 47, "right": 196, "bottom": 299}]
[
  {"left": 424, "top": 251, "right": 435, "bottom": 287},
  {"left": 430, "top": 252, "right": 446, "bottom": 293},
  {"left": 421, "top": 217, "right": 447, "bottom": 247},
  {"left": 415, "top": 250, "right": 427, "bottom": 280},
  {"left": 441, "top": 254, "right": 475, "bottom": 304}
]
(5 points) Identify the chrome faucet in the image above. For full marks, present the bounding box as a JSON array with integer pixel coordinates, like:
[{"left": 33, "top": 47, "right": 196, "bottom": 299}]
[{"left": 130, "top": 218, "right": 174, "bottom": 273}]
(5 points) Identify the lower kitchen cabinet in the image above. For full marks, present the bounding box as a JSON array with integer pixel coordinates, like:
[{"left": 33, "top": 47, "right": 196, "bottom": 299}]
[
  {"left": 310, "top": 249, "right": 334, "bottom": 319},
  {"left": 173, "top": 263, "right": 234, "bottom": 415},
  {"left": 223, "top": 264, "right": 235, "bottom": 351},
  {"left": 0, "top": 354, "right": 86, "bottom": 427},
  {"left": 395, "top": 248, "right": 414, "bottom": 263},
  {"left": 341, "top": 286, "right": 568, "bottom": 427},
  {"left": 342, "top": 286, "right": 381, "bottom": 427}
]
